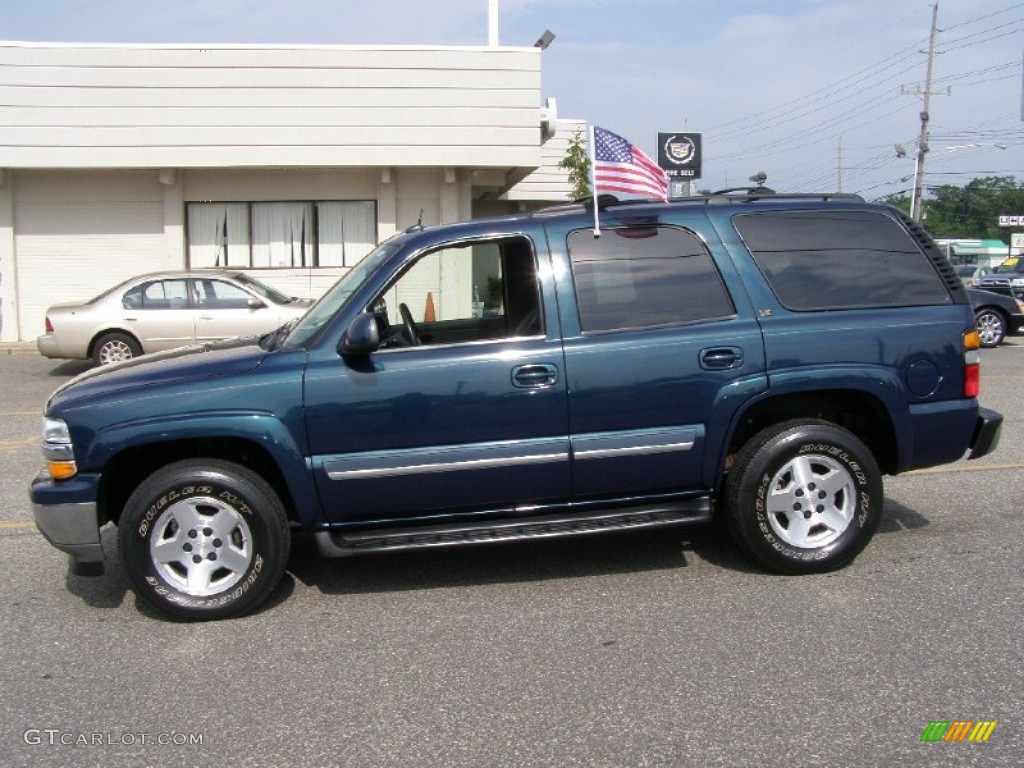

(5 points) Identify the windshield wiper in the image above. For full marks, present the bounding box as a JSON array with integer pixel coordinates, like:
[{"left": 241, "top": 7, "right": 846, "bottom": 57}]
[{"left": 261, "top": 318, "right": 299, "bottom": 351}]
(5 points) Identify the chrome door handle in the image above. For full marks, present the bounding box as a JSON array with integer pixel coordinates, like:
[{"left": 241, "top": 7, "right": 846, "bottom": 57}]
[
  {"left": 700, "top": 347, "right": 743, "bottom": 370},
  {"left": 512, "top": 364, "right": 559, "bottom": 389}
]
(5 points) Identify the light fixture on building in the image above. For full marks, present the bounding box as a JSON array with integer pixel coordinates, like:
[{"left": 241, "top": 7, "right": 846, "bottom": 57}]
[
  {"left": 534, "top": 30, "right": 555, "bottom": 50},
  {"left": 541, "top": 97, "right": 558, "bottom": 141}
]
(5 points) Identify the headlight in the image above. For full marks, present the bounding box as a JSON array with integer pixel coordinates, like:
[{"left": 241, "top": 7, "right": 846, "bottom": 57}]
[
  {"left": 41, "top": 416, "right": 77, "bottom": 480},
  {"left": 1011, "top": 277, "right": 1024, "bottom": 287},
  {"left": 42, "top": 417, "right": 71, "bottom": 444}
]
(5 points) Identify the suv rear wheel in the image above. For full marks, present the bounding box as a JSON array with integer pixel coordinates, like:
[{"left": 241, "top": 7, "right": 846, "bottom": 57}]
[
  {"left": 93, "top": 331, "right": 142, "bottom": 366},
  {"left": 118, "top": 460, "right": 290, "bottom": 621},
  {"left": 725, "top": 419, "right": 882, "bottom": 574}
]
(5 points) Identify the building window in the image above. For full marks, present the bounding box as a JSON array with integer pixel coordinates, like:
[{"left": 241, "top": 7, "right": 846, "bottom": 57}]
[
  {"left": 186, "top": 201, "right": 377, "bottom": 269},
  {"left": 187, "top": 203, "right": 250, "bottom": 268}
]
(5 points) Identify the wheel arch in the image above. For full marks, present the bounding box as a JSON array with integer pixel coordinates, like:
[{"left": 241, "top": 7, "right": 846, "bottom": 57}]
[
  {"left": 87, "top": 328, "right": 143, "bottom": 359},
  {"left": 96, "top": 435, "right": 310, "bottom": 530},
  {"left": 722, "top": 388, "right": 898, "bottom": 482}
]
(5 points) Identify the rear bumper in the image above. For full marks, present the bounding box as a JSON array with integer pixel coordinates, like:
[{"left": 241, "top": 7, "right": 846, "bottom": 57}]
[
  {"left": 36, "top": 333, "right": 82, "bottom": 360},
  {"left": 968, "top": 407, "right": 1003, "bottom": 460}
]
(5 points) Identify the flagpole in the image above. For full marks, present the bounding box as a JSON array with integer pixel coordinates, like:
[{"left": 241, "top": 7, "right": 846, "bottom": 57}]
[{"left": 588, "top": 124, "right": 601, "bottom": 237}]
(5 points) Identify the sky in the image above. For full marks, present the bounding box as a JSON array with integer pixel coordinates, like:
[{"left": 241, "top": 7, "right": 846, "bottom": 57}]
[{"left": 3, "top": 0, "right": 1023, "bottom": 204}]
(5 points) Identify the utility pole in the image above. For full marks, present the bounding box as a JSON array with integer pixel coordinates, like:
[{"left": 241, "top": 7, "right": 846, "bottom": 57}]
[
  {"left": 488, "top": 0, "right": 499, "bottom": 45},
  {"left": 837, "top": 135, "right": 843, "bottom": 193},
  {"left": 911, "top": 2, "right": 940, "bottom": 221}
]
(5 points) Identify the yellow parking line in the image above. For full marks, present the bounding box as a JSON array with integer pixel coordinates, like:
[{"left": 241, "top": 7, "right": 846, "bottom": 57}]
[
  {"left": 0, "top": 521, "right": 36, "bottom": 530},
  {"left": 0, "top": 411, "right": 40, "bottom": 417},
  {"left": 0, "top": 437, "right": 37, "bottom": 455},
  {"left": 906, "top": 462, "right": 1024, "bottom": 475}
]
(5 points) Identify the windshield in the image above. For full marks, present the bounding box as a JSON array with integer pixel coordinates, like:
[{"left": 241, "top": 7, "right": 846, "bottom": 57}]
[
  {"left": 233, "top": 273, "right": 295, "bottom": 304},
  {"left": 994, "top": 258, "right": 1022, "bottom": 274},
  {"left": 284, "top": 242, "right": 399, "bottom": 347}
]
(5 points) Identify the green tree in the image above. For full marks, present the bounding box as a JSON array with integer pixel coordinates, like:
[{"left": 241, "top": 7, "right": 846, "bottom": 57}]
[
  {"left": 883, "top": 176, "right": 1024, "bottom": 240},
  {"left": 558, "top": 128, "right": 591, "bottom": 200},
  {"left": 882, "top": 191, "right": 911, "bottom": 216},
  {"left": 924, "top": 177, "right": 1024, "bottom": 239}
]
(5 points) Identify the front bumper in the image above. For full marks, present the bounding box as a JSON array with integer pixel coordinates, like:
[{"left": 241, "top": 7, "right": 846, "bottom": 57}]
[
  {"left": 968, "top": 407, "right": 1003, "bottom": 460},
  {"left": 30, "top": 470, "right": 105, "bottom": 575}
]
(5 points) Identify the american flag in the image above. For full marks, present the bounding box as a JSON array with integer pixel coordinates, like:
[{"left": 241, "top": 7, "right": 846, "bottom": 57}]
[{"left": 592, "top": 126, "right": 669, "bottom": 202}]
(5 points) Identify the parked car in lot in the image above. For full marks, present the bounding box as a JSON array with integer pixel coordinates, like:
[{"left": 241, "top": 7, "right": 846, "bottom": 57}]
[
  {"left": 37, "top": 270, "right": 312, "bottom": 366},
  {"left": 31, "top": 194, "right": 1002, "bottom": 620},
  {"left": 974, "top": 256, "right": 1024, "bottom": 302},
  {"left": 955, "top": 264, "right": 992, "bottom": 287},
  {"left": 967, "top": 287, "right": 1024, "bottom": 347}
]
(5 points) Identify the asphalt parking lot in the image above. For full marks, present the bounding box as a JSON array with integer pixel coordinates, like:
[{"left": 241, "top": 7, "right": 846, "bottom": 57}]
[{"left": 0, "top": 343, "right": 1021, "bottom": 767}]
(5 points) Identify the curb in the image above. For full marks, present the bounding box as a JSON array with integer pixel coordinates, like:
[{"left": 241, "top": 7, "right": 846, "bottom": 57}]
[{"left": 0, "top": 343, "right": 39, "bottom": 355}]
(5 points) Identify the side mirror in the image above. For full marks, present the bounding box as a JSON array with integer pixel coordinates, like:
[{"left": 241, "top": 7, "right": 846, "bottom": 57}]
[
  {"left": 247, "top": 297, "right": 267, "bottom": 309},
  {"left": 339, "top": 312, "right": 380, "bottom": 357}
]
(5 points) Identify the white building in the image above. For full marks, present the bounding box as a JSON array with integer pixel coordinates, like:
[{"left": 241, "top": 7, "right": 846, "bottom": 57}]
[{"left": 0, "top": 41, "right": 580, "bottom": 342}]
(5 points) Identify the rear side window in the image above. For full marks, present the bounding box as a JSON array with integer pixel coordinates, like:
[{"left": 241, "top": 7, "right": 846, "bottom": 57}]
[
  {"left": 734, "top": 210, "right": 951, "bottom": 310},
  {"left": 123, "top": 279, "right": 191, "bottom": 310},
  {"left": 568, "top": 226, "right": 734, "bottom": 333}
]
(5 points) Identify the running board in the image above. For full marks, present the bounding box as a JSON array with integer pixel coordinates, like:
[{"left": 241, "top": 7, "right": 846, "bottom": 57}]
[{"left": 315, "top": 499, "right": 711, "bottom": 557}]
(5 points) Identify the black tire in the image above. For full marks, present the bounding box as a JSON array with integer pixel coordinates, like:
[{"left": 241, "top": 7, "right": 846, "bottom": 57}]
[
  {"left": 92, "top": 331, "right": 142, "bottom": 366},
  {"left": 974, "top": 308, "right": 1006, "bottom": 347},
  {"left": 117, "top": 460, "right": 290, "bottom": 621},
  {"left": 724, "top": 419, "right": 882, "bottom": 574}
]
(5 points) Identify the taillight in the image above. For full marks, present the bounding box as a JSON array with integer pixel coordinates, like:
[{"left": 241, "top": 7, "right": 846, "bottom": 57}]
[
  {"left": 45, "top": 317, "right": 54, "bottom": 334},
  {"left": 963, "top": 329, "right": 980, "bottom": 398}
]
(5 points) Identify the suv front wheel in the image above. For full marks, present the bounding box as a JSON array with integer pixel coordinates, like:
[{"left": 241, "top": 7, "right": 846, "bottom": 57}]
[
  {"left": 725, "top": 420, "right": 882, "bottom": 574},
  {"left": 118, "top": 459, "right": 290, "bottom": 621}
]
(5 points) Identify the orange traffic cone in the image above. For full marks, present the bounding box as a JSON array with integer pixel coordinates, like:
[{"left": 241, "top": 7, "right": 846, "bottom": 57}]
[{"left": 424, "top": 292, "right": 437, "bottom": 323}]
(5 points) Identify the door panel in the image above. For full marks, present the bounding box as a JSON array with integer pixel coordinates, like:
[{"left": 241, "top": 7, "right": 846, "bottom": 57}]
[
  {"left": 550, "top": 219, "right": 767, "bottom": 500},
  {"left": 562, "top": 325, "right": 762, "bottom": 498},
  {"left": 123, "top": 278, "right": 196, "bottom": 351},
  {"left": 306, "top": 340, "right": 569, "bottom": 523},
  {"left": 190, "top": 278, "right": 282, "bottom": 342},
  {"left": 304, "top": 235, "right": 570, "bottom": 525}
]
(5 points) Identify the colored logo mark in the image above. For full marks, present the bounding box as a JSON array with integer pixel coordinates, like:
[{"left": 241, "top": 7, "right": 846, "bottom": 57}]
[{"left": 921, "top": 721, "right": 997, "bottom": 742}]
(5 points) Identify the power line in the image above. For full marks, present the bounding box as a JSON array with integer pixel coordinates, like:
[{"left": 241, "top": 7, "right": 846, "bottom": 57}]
[
  {"left": 703, "top": 13, "right": 928, "bottom": 136},
  {"left": 933, "top": 61, "right": 1019, "bottom": 84},
  {"left": 942, "top": 2, "right": 1024, "bottom": 32},
  {"left": 708, "top": 49, "right": 925, "bottom": 142},
  {"left": 703, "top": 2, "right": 1022, "bottom": 195},
  {"left": 942, "top": 26, "right": 1024, "bottom": 53}
]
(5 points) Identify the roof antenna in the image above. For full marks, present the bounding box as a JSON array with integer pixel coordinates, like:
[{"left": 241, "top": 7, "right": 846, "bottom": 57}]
[{"left": 404, "top": 209, "right": 426, "bottom": 234}]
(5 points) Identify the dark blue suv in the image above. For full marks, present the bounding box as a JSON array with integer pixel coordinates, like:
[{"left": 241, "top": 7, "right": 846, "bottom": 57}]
[{"left": 31, "top": 194, "right": 1003, "bottom": 620}]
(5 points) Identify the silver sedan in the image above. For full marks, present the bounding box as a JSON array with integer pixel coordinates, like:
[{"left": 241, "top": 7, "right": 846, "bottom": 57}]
[{"left": 37, "top": 270, "right": 313, "bottom": 366}]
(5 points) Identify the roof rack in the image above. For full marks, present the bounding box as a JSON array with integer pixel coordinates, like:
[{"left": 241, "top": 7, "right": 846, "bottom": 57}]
[
  {"left": 710, "top": 186, "right": 778, "bottom": 196},
  {"left": 532, "top": 191, "right": 866, "bottom": 218},
  {"left": 702, "top": 190, "right": 864, "bottom": 204}
]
